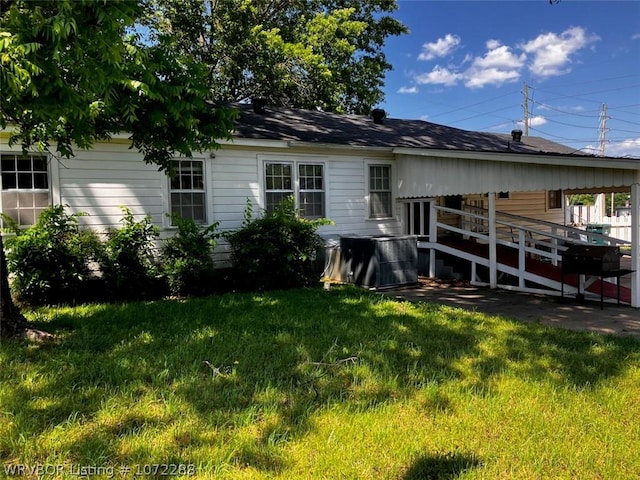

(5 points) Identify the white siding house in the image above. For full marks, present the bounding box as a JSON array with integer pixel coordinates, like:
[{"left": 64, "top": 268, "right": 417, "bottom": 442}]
[{"left": 2, "top": 102, "right": 639, "bottom": 305}]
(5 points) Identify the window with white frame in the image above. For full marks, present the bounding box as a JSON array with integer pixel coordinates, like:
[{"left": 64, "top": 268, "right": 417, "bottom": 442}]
[
  {"left": 298, "top": 163, "right": 325, "bottom": 218},
  {"left": 264, "top": 161, "right": 325, "bottom": 218},
  {"left": 265, "top": 162, "right": 294, "bottom": 213},
  {"left": 1, "top": 153, "right": 50, "bottom": 226},
  {"left": 169, "top": 159, "right": 206, "bottom": 223},
  {"left": 368, "top": 164, "right": 392, "bottom": 218}
]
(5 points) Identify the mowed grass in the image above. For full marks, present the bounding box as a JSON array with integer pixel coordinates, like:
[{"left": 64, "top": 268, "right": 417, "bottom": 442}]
[{"left": 1, "top": 286, "right": 639, "bottom": 479}]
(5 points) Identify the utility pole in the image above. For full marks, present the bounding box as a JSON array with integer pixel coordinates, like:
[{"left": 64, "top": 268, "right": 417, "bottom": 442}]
[
  {"left": 599, "top": 103, "right": 608, "bottom": 156},
  {"left": 522, "top": 82, "right": 529, "bottom": 136},
  {"left": 598, "top": 103, "right": 614, "bottom": 217}
]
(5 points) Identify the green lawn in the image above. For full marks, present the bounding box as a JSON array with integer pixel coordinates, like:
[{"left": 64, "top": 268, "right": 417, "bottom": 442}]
[{"left": 1, "top": 286, "right": 639, "bottom": 479}]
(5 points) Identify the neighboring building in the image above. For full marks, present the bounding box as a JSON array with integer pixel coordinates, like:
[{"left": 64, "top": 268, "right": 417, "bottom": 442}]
[{"left": 2, "top": 103, "right": 639, "bottom": 305}]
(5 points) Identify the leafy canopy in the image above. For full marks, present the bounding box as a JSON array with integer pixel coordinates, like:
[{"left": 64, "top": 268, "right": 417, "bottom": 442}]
[
  {"left": 0, "top": 0, "right": 236, "bottom": 172},
  {"left": 144, "top": 0, "right": 407, "bottom": 115}
]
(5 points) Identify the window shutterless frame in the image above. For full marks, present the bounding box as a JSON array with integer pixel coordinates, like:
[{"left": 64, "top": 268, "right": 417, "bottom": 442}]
[
  {"left": 367, "top": 163, "right": 393, "bottom": 219},
  {"left": 263, "top": 160, "right": 325, "bottom": 219},
  {"left": 264, "top": 161, "right": 294, "bottom": 213},
  {"left": 0, "top": 153, "right": 50, "bottom": 226},
  {"left": 169, "top": 159, "right": 207, "bottom": 224}
]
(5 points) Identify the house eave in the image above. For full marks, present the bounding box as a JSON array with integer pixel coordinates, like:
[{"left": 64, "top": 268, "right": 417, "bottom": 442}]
[{"left": 392, "top": 147, "right": 640, "bottom": 170}]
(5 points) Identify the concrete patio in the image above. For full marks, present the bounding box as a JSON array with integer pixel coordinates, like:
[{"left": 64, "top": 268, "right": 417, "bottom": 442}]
[{"left": 382, "top": 277, "right": 640, "bottom": 340}]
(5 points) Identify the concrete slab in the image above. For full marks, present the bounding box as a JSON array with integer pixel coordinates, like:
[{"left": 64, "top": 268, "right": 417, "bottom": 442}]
[{"left": 381, "top": 278, "right": 640, "bottom": 340}]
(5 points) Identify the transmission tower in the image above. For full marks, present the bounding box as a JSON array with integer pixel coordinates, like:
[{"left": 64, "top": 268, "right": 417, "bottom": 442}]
[
  {"left": 522, "top": 83, "right": 530, "bottom": 136},
  {"left": 599, "top": 103, "right": 609, "bottom": 156}
]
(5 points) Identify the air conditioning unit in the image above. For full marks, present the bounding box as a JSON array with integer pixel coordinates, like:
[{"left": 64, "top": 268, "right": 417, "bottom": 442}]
[{"left": 339, "top": 235, "right": 418, "bottom": 289}]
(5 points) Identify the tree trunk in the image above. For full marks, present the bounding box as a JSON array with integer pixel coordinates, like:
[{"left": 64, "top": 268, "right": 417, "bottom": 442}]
[{"left": 0, "top": 234, "right": 28, "bottom": 338}]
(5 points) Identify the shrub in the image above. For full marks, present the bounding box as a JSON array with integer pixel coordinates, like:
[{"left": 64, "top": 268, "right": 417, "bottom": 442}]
[
  {"left": 225, "top": 197, "right": 330, "bottom": 291},
  {"left": 3, "top": 205, "right": 104, "bottom": 306},
  {"left": 162, "top": 215, "right": 219, "bottom": 297},
  {"left": 101, "top": 207, "right": 162, "bottom": 300}
]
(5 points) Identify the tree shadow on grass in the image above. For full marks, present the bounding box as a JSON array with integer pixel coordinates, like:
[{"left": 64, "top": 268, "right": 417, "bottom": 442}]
[
  {"left": 402, "top": 452, "right": 483, "bottom": 480},
  {"left": 2, "top": 285, "right": 639, "bottom": 474}
]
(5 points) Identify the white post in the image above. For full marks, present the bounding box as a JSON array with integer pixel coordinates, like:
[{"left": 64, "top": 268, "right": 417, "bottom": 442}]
[
  {"left": 518, "top": 229, "right": 526, "bottom": 288},
  {"left": 631, "top": 182, "right": 640, "bottom": 308},
  {"left": 429, "top": 201, "right": 438, "bottom": 278},
  {"left": 488, "top": 193, "right": 497, "bottom": 288}
]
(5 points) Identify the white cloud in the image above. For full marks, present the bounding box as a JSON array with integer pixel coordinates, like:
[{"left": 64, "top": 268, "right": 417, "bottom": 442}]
[
  {"left": 537, "top": 103, "right": 585, "bottom": 113},
  {"left": 529, "top": 116, "right": 548, "bottom": 127},
  {"left": 410, "top": 26, "right": 599, "bottom": 91},
  {"left": 465, "top": 68, "right": 520, "bottom": 88},
  {"left": 520, "top": 26, "right": 600, "bottom": 78},
  {"left": 397, "top": 85, "right": 418, "bottom": 94},
  {"left": 632, "top": 33, "right": 640, "bottom": 40},
  {"left": 473, "top": 42, "right": 526, "bottom": 70},
  {"left": 486, "top": 39, "right": 501, "bottom": 50},
  {"left": 464, "top": 41, "right": 526, "bottom": 88},
  {"left": 515, "top": 116, "right": 547, "bottom": 129},
  {"left": 604, "top": 138, "right": 640, "bottom": 158},
  {"left": 418, "top": 34, "right": 461, "bottom": 61},
  {"left": 415, "top": 65, "right": 463, "bottom": 86}
]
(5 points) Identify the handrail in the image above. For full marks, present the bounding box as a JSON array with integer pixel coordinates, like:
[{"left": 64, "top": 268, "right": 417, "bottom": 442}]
[
  {"left": 429, "top": 204, "right": 565, "bottom": 291},
  {"left": 412, "top": 200, "right": 632, "bottom": 300},
  {"left": 464, "top": 205, "right": 631, "bottom": 247}
]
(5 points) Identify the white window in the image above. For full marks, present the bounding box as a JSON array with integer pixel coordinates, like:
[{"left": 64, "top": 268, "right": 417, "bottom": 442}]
[
  {"left": 169, "top": 159, "right": 206, "bottom": 223},
  {"left": 264, "top": 161, "right": 325, "bottom": 218},
  {"left": 368, "top": 164, "right": 392, "bottom": 219},
  {"left": 265, "top": 162, "right": 294, "bottom": 213},
  {"left": 298, "top": 164, "right": 325, "bottom": 218},
  {"left": 1, "top": 153, "right": 50, "bottom": 226}
]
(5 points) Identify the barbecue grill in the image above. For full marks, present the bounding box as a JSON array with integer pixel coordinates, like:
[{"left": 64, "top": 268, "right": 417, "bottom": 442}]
[{"left": 560, "top": 245, "right": 632, "bottom": 309}]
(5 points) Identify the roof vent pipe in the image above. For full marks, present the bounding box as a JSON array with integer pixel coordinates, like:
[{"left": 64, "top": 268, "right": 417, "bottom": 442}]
[
  {"left": 511, "top": 129, "right": 523, "bottom": 142},
  {"left": 252, "top": 98, "right": 267, "bottom": 114},
  {"left": 372, "top": 108, "right": 386, "bottom": 125}
]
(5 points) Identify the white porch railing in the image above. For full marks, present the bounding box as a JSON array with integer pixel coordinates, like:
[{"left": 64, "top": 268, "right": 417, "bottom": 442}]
[{"left": 402, "top": 199, "right": 632, "bottom": 299}]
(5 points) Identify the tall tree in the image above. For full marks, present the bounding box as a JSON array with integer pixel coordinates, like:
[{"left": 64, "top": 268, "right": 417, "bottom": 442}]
[
  {"left": 0, "top": 0, "right": 236, "bottom": 338},
  {"left": 144, "top": 0, "right": 407, "bottom": 114}
]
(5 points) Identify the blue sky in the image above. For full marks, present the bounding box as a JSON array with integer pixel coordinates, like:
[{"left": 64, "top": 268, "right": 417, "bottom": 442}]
[{"left": 379, "top": 0, "right": 640, "bottom": 158}]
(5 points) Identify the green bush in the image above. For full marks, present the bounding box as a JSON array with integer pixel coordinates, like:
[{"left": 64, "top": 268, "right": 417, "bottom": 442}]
[
  {"left": 162, "top": 215, "right": 219, "bottom": 297},
  {"left": 225, "top": 197, "right": 330, "bottom": 291},
  {"left": 102, "top": 207, "right": 162, "bottom": 300},
  {"left": 3, "top": 205, "right": 104, "bottom": 306}
]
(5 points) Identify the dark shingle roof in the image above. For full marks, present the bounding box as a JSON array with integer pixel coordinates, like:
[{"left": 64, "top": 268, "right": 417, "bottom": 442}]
[{"left": 232, "top": 103, "right": 580, "bottom": 156}]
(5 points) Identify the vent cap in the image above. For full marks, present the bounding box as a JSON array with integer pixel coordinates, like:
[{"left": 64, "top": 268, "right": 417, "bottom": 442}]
[{"left": 511, "top": 129, "right": 523, "bottom": 142}]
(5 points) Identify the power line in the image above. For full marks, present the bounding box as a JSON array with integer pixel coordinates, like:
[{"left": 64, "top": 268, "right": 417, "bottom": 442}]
[
  {"left": 532, "top": 83, "right": 640, "bottom": 106},
  {"left": 532, "top": 101, "right": 599, "bottom": 118},
  {"left": 543, "top": 117, "right": 599, "bottom": 130},
  {"left": 447, "top": 105, "right": 516, "bottom": 126},
  {"left": 532, "top": 73, "right": 640, "bottom": 91},
  {"left": 611, "top": 117, "right": 640, "bottom": 127},
  {"left": 419, "top": 89, "right": 520, "bottom": 120}
]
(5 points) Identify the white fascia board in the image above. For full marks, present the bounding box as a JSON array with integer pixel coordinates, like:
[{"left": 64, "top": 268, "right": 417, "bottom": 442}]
[{"left": 392, "top": 147, "right": 640, "bottom": 170}]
